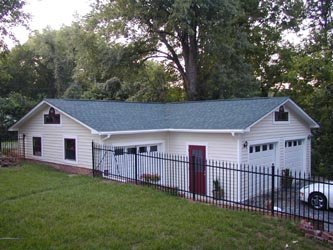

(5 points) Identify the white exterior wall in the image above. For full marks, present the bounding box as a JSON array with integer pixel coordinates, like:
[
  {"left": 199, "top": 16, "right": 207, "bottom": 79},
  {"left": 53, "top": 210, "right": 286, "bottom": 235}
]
[
  {"left": 241, "top": 106, "right": 311, "bottom": 173},
  {"left": 19, "top": 106, "right": 100, "bottom": 169},
  {"left": 239, "top": 106, "right": 311, "bottom": 201},
  {"left": 168, "top": 132, "right": 240, "bottom": 201},
  {"left": 167, "top": 132, "right": 238, "bottom": 161},
  {"left": 103, "top": 132, "right": 168, "bottom": 150},
  {"left": 102, "top": 132, "right": 240, "bottom": 201}
]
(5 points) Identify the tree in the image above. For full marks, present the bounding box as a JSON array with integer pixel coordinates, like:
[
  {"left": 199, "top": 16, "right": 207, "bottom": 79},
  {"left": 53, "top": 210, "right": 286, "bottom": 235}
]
[
  {"left": 0, "top": 92, "right": 37, "bottom": 136},
  {"left": 89, "top": 0, "right": 258, "bottom": 100},
  {"left": 0, "top": 44, "right": 55, "bottom": 98},
  {"left": 279, "top": 0, "right": 333, "bottom": 176},
  {"left": 0, "top": 0, "right": 30, "bottom": 51},
  {"left": 244, "top": 0, "right": 305, "bottom": 97},
  {"left": 117, "top": 61, "right": 182, "bottom": 102}
]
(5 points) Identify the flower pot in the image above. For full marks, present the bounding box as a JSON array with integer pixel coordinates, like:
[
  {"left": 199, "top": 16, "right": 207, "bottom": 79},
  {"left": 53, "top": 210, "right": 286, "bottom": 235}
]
[{"left": 213, "top": 189, "right": 224, "bottom": 200}]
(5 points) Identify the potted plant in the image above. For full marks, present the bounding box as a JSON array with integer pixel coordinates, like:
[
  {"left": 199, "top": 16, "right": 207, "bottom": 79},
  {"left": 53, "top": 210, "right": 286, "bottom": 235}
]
[
  {"left": 212, "top": 179, "right": 224, "bottom": 200},
  {"left": 281, "top": 168, "right": 293, "bottom": 189},
  {"left": 140, "top": 173, "right": 161, "bottom": 184}
]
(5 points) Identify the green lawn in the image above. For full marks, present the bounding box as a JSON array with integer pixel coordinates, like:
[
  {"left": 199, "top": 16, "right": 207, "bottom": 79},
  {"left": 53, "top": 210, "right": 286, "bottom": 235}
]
[{"left": 0, "top": 163, "right": 330, "bottom": 249}]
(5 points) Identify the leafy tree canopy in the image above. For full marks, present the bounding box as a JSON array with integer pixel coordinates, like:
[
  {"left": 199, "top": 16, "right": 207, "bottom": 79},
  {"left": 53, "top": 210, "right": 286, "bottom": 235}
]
[
  {"left": 0, "top": 0, "right": 30, "bottom": 51},
  {"left": 88, "top": 0, "right": 258, "bottom": 100}
]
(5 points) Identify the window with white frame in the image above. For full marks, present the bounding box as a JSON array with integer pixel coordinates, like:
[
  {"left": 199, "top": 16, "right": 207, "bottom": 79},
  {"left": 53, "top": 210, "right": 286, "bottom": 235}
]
[
  {"left": 64, "top": 138, "right": 76, "bottom": 161},
  {"left": 274, "top": 105, "right": 289, "bottom": 122},
  {"left": 44, "top": 107, "right": 60, "bottom": 124},
  {"left": 32, "top": 137, "right": 42, "bottom": 156}
]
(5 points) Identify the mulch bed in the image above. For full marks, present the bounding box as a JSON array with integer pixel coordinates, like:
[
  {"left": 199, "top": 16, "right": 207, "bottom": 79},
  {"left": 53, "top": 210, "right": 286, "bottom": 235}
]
[{"left": 0, "top": 156, "right": 19, "bottom": 168}]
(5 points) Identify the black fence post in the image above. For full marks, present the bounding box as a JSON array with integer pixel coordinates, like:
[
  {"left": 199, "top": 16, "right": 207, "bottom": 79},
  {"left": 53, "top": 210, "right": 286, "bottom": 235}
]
[
  {"left": 92, "top": 141, "right": 95, "bottom": 177},
  {"left": 192, "top": 155, "right": 196, "bottom": 201},
  {"left": 0, "top": 136, "right": 2, "bottom": 157},
  {"left": 271, "top": 163, "right": 275, "bottom": 216},
  {"left": 135, "top": 150, "right": 138, "bottom": 185}
]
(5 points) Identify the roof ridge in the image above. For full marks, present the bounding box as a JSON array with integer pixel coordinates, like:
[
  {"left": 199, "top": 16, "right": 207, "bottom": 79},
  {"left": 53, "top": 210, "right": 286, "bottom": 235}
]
[{"left": 45, "top": 96, "right": 289, "bottom": 105}]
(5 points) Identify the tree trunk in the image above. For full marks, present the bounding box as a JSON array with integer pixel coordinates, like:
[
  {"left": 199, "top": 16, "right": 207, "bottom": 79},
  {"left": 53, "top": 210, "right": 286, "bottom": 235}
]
[
  {"left": 182, "top": 31, "right": 199, "bottom": 100},
  {"left": 184, "top": 57, "right": 198, "bottom": 100}
]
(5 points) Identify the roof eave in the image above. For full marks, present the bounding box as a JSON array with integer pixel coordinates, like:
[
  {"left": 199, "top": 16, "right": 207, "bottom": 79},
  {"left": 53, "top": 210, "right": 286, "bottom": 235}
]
[{"left": 97, "top": 128, "right": 247, "bottom": 136}]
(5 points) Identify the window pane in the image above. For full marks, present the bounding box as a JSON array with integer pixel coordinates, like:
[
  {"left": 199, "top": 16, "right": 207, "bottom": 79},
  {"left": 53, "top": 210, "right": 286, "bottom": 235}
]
[
  {"left": 139, "top": 146, "right": 147, "bottom": 153},
  {"left": 269, "top": 144, "right": 274, "bottom": 150},
  {"left": 127, "top": 147, "right": 136, "bottom": 154},
  {"left": 249, "top": 146, "right": 253, "bottom": 153},
  {"left": 64, "top": 138, "right": 76, "bottom": 160},
  {"left": 150, "top": 145, "right": 158, "bottom": 152},
  {"left": 275, "top": 111, "right": 289, "bottom": 122},
  {"left": 114, "top": 148, "right": 124, "bottom": 156},
  {"left": 44, "top": 114, "right": 60, "bottom": 124},
  {"left": 262, "top": 144, "right": 267, "bottom": 151},
  {"left": 255, "top": 145, "right": 260, "bottom": 152},
  {"left": 33, "top": 137, "right": 41, "bottom": 156},
  {"left": 191, "top": 149, "right": 204, "bottom": 172}
]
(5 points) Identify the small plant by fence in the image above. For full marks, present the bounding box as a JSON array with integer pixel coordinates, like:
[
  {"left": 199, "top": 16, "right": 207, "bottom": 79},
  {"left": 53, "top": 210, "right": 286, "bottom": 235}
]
[
  {"left": 0, "top": 134, "right": 25, "bottom": 167},
  {"left": 92, "top": 142, "right": 333, "bottom": 232}
]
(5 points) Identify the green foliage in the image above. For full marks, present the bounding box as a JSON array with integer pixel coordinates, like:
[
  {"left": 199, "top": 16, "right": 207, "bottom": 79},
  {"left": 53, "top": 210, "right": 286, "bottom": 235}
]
[
  {"left": 89, "top": 0, "right": 258, "bottom": 100},
  {"left": 244, "top": 0, "right": 306, "bottom": 96},
  {"left": 0, "top": 0, "right": 30, "bottom": 51},
  {"left": 278, "top": 0, "right": 333, "bottom": 176},
  {"left": 63, "top": 82, "right": 84, "bottom": 99},
  {"left": 0, "top": 92, "right": 37, "bottom": 136}
]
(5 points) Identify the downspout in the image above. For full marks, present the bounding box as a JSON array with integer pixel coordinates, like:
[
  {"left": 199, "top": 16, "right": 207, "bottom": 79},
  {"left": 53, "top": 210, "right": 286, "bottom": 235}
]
[
  {"left": 101, "top": 134, "right": 111, "bottom": 142},
  {"left": 237, "top": 136, "right": 242, "bottom": 202}
]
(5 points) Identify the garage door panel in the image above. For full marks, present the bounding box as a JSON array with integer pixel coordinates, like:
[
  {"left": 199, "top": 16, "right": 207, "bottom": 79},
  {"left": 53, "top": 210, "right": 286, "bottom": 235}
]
[
  {"left": 249, "top": 143, "right": 276, "bottom": 168},
  {"left": 285, "top": 139, "right": 304, "bottom": 173},
  {"left": 245, "top": 142, "right": 276, "bottom": 200}
]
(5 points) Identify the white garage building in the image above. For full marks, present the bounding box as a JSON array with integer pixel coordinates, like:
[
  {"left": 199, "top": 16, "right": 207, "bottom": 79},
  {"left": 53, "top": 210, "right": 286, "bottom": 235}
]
[{"left": 10, "top": 97, "right": 319, "bottom": 201}]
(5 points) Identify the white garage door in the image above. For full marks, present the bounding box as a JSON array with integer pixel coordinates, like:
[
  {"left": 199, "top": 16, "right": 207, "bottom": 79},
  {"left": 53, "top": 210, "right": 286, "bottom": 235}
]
[
  {"left": 249, "top": 143, "right": 276, "bottom": 168},
  {"left": 102, "top": 144, "right": 163, "bottom": 182},
  {"left": 284, "top": 139, "right": 304, "bottom": 173},
  {"left": 244, "top": 142, "right": 277, "bottom": 200}
]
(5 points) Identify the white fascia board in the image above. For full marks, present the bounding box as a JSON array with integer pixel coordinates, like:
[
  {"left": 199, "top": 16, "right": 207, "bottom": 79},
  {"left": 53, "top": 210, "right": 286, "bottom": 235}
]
[
  {"left": 245, "top": 98, "right": 320, "bottom": 131},
  {"left": 9, "top": 100, "right": 99, "bottom": 134},
  {"left": 97, "top": 128, "right": 246, "bottom": 136},
  {"left": 287, "top": 99, "right": 319, "bottom": 128}
]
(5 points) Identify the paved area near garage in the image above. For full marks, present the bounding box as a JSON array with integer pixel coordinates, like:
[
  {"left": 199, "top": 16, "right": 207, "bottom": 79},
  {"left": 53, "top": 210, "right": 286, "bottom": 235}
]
[{"left": 243, "top": 181, "right": 333, "bottom": 232}]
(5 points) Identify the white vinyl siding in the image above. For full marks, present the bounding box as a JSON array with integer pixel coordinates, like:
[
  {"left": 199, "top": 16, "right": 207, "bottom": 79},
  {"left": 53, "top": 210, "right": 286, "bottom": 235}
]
[
  {"left": 19, "top": 106, "right": 101, "bottom": 169},
  {"left": 242, "top": 106, "right": 311, "bottom": 173},
  {"left": 168, "top": 132, "right": 238, "bottom": 161},
  {"left": 168, "top": 132, "right": 239, "bottom": 201},
  {"left": 239, "top": 106, "right": 311, "bottom": 201},
  {"left": 103, "top": 132, "right": 168, "bottom": 150}
]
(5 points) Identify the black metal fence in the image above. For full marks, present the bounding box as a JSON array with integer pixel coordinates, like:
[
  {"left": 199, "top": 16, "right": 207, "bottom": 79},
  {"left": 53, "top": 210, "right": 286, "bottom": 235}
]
[
  {"left": 92, "top": 142, "right": 333, "bottom": 231},
  {"left": 0, "top": 134, "right": 25, "bottom": 165}
]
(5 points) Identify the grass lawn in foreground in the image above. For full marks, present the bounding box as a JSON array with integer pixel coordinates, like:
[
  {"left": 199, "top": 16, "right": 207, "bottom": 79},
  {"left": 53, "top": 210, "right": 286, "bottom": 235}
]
[{"left": 0, "top": 163, "right": 330, "bottom": 249}]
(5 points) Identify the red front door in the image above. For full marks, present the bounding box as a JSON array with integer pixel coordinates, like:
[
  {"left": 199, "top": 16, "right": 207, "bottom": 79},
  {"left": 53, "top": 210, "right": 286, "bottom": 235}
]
[{"left": 189, "top": 145, "right": 206, "bottom": 195}]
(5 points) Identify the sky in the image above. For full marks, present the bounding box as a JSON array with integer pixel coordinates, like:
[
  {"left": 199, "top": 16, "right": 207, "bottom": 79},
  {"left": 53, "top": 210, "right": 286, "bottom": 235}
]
[{"left": 10, "top": 0, "right": 93, "bottom": 47}]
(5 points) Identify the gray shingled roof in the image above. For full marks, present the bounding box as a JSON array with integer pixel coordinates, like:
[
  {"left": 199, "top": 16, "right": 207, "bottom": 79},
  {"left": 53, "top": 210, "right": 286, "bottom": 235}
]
[{"left": 45, "top": 97, "right": 289, "bottom": 133}]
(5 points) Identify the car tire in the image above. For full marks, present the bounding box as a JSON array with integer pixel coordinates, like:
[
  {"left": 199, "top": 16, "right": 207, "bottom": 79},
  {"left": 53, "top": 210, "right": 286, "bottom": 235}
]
[{"left": 308, "top": 192, "right": 327, "bottom": 210}]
